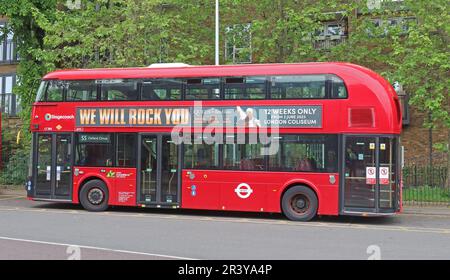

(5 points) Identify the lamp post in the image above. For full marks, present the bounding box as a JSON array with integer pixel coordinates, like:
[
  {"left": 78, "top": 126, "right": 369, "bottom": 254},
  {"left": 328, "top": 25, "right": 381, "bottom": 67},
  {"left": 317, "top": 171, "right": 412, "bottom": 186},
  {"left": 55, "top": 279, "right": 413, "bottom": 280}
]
[{"left": 215, "top": 0, "right": 220, "bottom": 65}]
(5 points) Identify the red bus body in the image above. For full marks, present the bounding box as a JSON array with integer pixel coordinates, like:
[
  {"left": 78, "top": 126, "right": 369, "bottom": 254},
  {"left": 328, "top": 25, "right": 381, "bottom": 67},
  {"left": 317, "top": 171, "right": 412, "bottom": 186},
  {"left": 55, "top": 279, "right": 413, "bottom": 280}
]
[{"left": 27, "top": 63, "right": 402, "bottom": 219}]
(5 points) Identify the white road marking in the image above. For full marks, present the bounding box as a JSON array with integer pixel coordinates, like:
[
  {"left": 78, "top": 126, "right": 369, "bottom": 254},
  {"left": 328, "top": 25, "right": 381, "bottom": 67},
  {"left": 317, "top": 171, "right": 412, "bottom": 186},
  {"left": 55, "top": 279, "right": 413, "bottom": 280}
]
[
  {"left": 0, "top": 195, "right": 25, "bottom": 201},
  {"left": 0, "top": 236, "right": 196, "bottom": 260}
]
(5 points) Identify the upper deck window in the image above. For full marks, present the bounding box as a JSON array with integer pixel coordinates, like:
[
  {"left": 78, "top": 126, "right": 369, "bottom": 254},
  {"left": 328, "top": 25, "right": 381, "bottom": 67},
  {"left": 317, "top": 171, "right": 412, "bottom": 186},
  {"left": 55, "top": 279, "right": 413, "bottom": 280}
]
[
  {"left": 185, "top": 78, "right": 220, "bottom": 100},
  {"left": 330, "top": 75, "right": 347, "bottom": 98},
  {"left": 35, "top": 81, "right": 47, "bottom": 102},
  {"left": 270, "top": 75, "right": 326, "bottom": 99},
  {"left": 141, "top": 79, "right": 182, "bottom": 100},
  {"left": 46, "top": 80, "right": 65, "bottom": 102},
  {"left": 66, "top": 80, "right": 98, "bottom": 101},
  {"left": 224, "top": 76, "right": 266, "bottom": 100},
  {"left": 100, "top": 79, "right": 138, "bottom": 101}
]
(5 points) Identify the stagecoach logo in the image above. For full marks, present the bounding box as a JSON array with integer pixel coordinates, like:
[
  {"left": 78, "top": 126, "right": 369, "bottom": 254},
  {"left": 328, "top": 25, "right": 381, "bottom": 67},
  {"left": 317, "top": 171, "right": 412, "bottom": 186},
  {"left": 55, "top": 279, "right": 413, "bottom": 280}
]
[
  {"left": 44, "top": 113, "right": 75, "bottom": 121},
  {"left": 234, "top": 183, "right": 253, "bottom": 199}
]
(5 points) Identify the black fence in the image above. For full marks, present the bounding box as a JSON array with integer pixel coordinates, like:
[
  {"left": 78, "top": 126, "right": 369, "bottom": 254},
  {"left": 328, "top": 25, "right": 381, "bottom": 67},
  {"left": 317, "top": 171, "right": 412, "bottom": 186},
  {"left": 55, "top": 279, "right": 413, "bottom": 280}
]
[{"left": 402, "top": 165, "right": 449, "bottom": 206}]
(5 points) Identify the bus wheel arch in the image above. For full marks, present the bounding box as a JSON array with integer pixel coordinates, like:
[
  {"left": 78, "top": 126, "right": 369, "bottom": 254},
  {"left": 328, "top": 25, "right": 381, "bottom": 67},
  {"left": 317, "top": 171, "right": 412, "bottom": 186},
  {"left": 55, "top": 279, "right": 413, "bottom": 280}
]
[
  {"left": 78, "top": 177, "right": 110, "bottom": 212},
  {"left": 280, "top": 183, "right": 319, "bottom": 221}
]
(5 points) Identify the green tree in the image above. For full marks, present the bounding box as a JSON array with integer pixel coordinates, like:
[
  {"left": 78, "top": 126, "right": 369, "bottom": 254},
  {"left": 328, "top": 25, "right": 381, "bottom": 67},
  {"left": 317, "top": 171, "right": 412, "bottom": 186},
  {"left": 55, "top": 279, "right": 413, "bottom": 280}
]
[
  {"left": 0, "top": 0, "right": 58, "bottom": 144},
  {"left": 390, "top": 0, "right": 449, "bottom": 187}
]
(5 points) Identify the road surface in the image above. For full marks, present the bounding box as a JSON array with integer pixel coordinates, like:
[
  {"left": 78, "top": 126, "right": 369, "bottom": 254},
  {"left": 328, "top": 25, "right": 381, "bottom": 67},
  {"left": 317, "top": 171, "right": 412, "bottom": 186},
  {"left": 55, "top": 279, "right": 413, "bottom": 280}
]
[{"left": 0, "top": 192, "right": 449, "bottom": 259}]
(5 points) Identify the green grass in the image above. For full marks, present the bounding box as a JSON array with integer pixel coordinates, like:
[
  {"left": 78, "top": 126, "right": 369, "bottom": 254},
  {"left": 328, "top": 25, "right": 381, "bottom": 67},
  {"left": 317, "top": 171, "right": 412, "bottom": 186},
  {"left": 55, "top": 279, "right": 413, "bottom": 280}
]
[{"left": 403, "top": 186, "right": 450, "bottom": 203}]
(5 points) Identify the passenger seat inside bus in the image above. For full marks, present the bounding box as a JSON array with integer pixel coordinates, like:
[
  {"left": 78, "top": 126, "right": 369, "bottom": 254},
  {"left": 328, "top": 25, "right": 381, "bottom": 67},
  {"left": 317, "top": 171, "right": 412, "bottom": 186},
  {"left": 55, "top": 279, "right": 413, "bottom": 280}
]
[{"left": 295, "top": 158, "right": 316, "bottom": 172}]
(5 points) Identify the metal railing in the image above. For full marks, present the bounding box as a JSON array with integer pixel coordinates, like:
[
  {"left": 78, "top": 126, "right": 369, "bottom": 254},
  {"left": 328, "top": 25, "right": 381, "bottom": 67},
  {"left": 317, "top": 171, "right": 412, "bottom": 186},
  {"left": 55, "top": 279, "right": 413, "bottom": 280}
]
[{"left": 402, "top": 165, "right": 449, "bottom": 206}]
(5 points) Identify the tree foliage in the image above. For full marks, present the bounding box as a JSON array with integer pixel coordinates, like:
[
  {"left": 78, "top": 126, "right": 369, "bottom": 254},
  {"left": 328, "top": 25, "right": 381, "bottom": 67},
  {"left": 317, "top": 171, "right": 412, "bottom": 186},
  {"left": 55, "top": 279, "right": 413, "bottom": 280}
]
[{"left": 0, "top": 0, "right": 448, "bottom": 157}]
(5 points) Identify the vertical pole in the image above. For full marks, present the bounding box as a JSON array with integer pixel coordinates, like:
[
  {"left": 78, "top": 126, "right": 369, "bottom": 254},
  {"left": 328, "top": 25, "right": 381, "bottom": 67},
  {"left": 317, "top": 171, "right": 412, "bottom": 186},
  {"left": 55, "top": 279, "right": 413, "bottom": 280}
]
[{"left": 215, "top": 0, "right": 220, "bottom": 65}]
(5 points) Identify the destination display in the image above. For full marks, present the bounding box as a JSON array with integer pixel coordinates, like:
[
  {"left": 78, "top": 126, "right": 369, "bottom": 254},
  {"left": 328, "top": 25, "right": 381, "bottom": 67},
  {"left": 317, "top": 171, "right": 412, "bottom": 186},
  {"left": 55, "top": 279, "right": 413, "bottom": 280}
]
[
  {"left": 75, "top": 105, "right": 322, "bottom": 128},
  {"left": 78, "top": 133, "right": 111, "bottom": 144}
]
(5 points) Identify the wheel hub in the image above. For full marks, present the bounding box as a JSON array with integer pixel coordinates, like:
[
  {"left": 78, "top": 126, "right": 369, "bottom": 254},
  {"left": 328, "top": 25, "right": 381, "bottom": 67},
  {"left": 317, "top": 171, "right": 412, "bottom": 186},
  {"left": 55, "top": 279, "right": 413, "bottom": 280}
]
[
  {"left": 291, "top": 194, "right": 310, "bottom": 214},
  {"left": 88, "top": 188, "right": 104, "bottom": 205},
  {"left": 296, "top": 199, "right": 306, "bottom": 209}
]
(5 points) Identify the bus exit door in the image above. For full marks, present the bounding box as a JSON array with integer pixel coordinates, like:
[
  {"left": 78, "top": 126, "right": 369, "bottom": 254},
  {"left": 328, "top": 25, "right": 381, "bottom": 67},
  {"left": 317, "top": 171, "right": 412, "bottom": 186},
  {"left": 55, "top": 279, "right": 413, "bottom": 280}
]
[
  {"left": 33, "top": 133, "right": 73, "bottom": 200},
  {"left": 342, "top": 135, "right": 399, "bottom": 214},
  {"left": 137, "top": 134, "right": 181, "bottom": 206}
]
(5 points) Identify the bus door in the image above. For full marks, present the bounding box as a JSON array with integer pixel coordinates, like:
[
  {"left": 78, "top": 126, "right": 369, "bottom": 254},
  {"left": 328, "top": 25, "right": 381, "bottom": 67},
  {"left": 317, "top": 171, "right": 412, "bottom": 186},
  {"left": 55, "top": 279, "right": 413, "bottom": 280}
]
[
  {"left": 342, "top": 136, "right": 398, "bottom": 213},
  {"left": 138, "top": 134, "right": 181, "bottom": 206},
  {"left": 34, "top": 133, "right": 73, "bottom": 200}
]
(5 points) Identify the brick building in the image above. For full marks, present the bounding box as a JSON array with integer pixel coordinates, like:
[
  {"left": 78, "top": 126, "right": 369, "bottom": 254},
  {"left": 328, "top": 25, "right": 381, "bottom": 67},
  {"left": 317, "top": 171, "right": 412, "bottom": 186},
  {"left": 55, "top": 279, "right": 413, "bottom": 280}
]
[
  {"left": 0, "top": 16, "right": 20, "bottom": 118},
  {"left": 1, "top": 1, "right": 448, "bottom": 167},
  {"left": 224, "top": 1, "right": 448, "bottom": 166}
]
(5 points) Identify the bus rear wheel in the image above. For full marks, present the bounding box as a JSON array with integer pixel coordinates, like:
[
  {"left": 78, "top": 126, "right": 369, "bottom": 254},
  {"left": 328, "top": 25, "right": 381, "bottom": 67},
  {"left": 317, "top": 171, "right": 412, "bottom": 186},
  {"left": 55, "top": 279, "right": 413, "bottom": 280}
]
[
  {"left": 282, "top": 185, "right": 318, "bottom": 221},
  {"left": 79, "top": 179, "right": 109, "bottom": 212}
]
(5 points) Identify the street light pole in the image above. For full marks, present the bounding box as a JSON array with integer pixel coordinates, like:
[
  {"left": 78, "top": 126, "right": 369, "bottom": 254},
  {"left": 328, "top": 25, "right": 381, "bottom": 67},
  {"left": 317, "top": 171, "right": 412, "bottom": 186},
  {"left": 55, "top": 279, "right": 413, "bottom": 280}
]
[{"left": 215, "top": 0, "right": 220, "bottom": 65}]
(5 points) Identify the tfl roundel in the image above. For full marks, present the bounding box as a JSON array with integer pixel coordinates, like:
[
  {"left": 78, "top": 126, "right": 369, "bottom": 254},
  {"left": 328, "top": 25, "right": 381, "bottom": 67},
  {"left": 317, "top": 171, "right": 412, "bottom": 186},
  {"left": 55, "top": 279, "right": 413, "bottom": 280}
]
[{"left": 234, "top": 183, "right": 253, "bottom": 199}]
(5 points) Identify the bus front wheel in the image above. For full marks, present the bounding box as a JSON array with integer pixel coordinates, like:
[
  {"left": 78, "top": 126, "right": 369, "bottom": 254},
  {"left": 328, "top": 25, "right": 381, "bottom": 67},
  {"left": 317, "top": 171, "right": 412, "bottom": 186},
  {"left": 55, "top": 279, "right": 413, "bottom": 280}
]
[
  {"left": 282, "top": 185, "right": 318, "bottom": 221},
  {"left": 79, "top": 179, "right": 109, "bottom": 212}
]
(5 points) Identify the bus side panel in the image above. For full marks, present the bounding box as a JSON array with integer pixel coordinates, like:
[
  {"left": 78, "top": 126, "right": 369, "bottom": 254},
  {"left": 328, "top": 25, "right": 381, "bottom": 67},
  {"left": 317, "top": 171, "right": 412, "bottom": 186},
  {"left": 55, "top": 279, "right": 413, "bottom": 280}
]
[
  {"left": 72, "top": 167, "right": 114, "bottom": 204},
  {"left": 271, "top": 174, "right": 339, "bottom": 216},
  {"left": 181, "top": 170, "right": 339, "bottom": 215},
  {"left": 181, "top": 170, "right": 221, "bottom": 210},
  {"left": 112, "top": 168, "right": 137, "bottom": 206},
  {"left": 72, "top": 167, "right": 137, "bottom": 206}
]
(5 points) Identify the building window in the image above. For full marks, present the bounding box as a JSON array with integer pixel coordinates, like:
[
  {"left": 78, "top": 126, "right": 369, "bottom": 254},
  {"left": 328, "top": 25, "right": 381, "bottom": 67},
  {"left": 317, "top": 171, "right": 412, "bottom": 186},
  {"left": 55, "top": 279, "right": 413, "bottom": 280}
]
[
  {"left": 0, "top": 22, "right": 18, "bottom": 63},
  {"left": 369, "top": 17, "right": 416, "bottom": 36},
  {"left": 225, "top": 23, "right": 252, "bottom": 64},
  {"left": 314, "top": 21, "right": 347, "bottom": 50},
  {"left": 0, "top": 73, "right": 19, "bottom": 116},
  {"left": 366, "top": 0, "right": 407, "bottom": 11}
]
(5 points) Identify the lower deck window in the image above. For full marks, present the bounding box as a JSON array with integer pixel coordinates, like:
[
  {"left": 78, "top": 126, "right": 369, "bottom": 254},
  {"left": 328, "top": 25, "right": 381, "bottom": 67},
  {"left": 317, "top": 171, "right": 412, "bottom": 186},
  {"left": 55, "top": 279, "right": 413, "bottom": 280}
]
[
  {"left": 268, "top": 135, "right": 338, "bottom": 172},
  {"left": 75, "top": 133, "right": 114, "bottom": 167},
  {"left": 183, "top": 135, "right": 220, "bottom": 169}
]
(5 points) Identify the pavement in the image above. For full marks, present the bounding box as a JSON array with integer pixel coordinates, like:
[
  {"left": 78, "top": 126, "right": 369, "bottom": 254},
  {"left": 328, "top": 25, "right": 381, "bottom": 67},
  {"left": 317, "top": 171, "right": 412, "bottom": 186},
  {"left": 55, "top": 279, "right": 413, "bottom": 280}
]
[{"left": 1, "top": 188, "right": 450, "bottom": 260}]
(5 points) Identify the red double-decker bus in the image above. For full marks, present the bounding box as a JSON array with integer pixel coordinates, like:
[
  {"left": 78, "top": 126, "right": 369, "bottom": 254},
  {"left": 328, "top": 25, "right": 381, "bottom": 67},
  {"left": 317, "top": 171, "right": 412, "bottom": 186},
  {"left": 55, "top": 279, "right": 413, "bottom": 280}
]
[{"left": 27, "top": 62, "right": 402, "bottom": 221}]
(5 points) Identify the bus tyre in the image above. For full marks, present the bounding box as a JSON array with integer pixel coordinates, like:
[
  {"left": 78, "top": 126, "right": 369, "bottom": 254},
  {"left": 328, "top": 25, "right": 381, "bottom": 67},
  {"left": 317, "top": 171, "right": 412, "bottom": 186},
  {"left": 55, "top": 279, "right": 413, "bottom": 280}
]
[
  {"left": 282, "top": 186, "right": 318, "bottom": 221},
  {"left": 79, "top": 180, "right": 109, "bottom": 212}
]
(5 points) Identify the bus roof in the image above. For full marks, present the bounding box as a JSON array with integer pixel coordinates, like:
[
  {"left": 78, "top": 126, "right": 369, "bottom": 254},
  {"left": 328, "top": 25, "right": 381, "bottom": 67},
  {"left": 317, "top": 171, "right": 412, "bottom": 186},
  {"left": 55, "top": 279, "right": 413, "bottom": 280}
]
[{"left": 43, "top": 62, "right": 378, "bottom": 81}]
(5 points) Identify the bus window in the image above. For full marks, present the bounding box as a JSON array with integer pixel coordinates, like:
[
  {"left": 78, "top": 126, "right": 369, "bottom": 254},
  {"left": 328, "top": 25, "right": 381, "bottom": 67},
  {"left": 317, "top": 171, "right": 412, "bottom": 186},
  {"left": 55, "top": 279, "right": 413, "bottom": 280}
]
[
  {"left": 224, "top": 76, "right": 266, "bottom": 100},
  {"left": 223, "top": 135, "right": 266, "bottom": 171},
  {"left": 75, "top": 133, "right": 114, "bottom": 167},
  {"left": 35, "top": 81, "right": 47, "bottom": 102},
  {"left": 268, "top": 135, "right": 338, "bottom": 172},
  {"left": 330, "top": 75, "right": 348, "bottom": 98},
  {"left": 185, "top": 78, "right": 220, "bottom": 100},
  {"left": 66, "top": 80, "right": 98, "bottom": 101},
  {"left": 271, "top": 75, "right": 326, "bottom": 99},
  {"left": 141, "top": 79, "right": 182, "bottom": 100},
  {"left": 46, "top": 80, "right": 65, "bottom": 102},
  {"left": 100, "top": 80, "right": 139, "bottom": 101},
  {"left": 117, "top": 134, "right": 137, "bottom": 167},
  {"left": 183, "top": 135, "right": 219, "bottom": 169}
]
